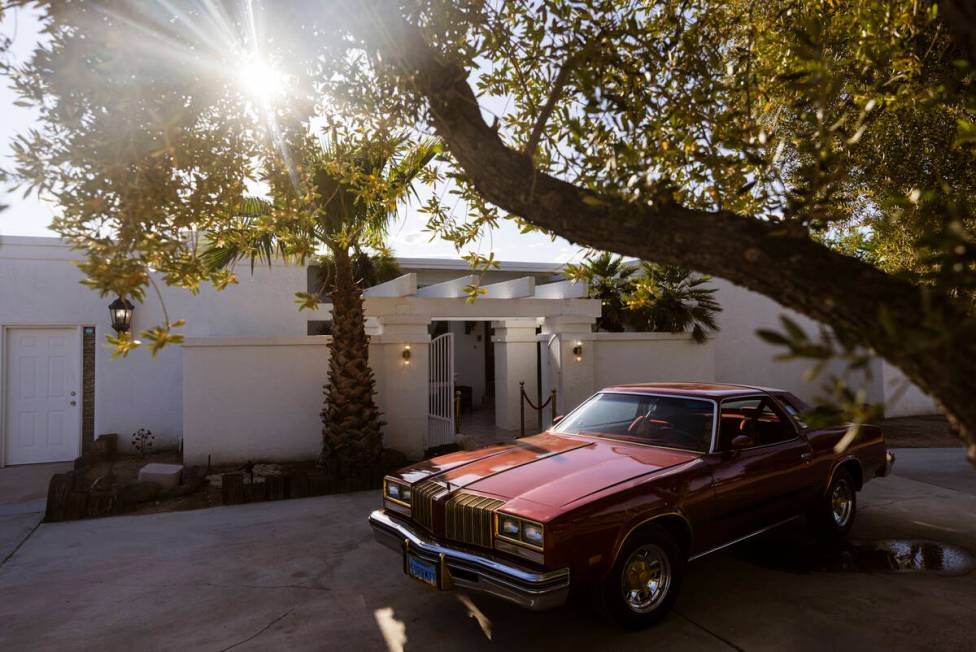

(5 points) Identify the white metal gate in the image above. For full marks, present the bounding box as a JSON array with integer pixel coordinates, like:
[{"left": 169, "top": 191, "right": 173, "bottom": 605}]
[{"left": 427, "top": 332, "right": 455, "bottom": 449}]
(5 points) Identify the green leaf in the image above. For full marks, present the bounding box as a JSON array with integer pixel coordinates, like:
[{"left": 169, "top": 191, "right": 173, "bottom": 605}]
[
  {"left": 756, "top": 328, "right": 791, "bottom": 346},
  {"left": 953, "top": 119, "right": 976, "bottom": 147}
]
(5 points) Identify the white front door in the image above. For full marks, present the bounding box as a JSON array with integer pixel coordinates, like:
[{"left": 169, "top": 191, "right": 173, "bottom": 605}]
[{"left": 4, "top": 328, "right": 81, "bottom": 465}]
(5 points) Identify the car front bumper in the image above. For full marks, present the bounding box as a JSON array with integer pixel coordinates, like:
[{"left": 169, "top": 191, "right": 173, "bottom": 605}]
[{"left": 368, "top": 509, "right": 570, "bottom": 611}]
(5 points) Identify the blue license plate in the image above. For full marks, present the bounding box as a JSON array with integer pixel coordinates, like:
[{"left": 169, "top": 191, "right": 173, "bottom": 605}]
[{"left": 406, "top": 554, "right": 438, "bottom": 588}]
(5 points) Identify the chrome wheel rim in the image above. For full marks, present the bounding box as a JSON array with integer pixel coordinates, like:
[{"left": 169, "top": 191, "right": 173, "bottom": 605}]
[
  {"left": 620, "top": 544, "right": 671, "bottom": 613},
  {"left": 831, "top": 479, "right": 853, "bottom": 527}
]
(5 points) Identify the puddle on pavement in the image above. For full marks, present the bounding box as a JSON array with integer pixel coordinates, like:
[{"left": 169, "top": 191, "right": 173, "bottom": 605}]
[
  {"left": 823, "top": 540, "right": 976, "bottom": 576},
  {"left": 732, "top": 528, "right": 976, "bottom": 577}
]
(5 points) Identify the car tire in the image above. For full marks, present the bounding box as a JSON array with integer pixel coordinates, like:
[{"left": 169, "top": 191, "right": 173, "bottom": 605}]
[
  {"left": 601, "top": 526, "right": 684, "bottom": 629},
  {"left": 809, "top": 467, "right": 857, "bottom": 541}
]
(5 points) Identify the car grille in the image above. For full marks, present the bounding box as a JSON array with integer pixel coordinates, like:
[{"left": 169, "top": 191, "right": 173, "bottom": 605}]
[
  {"left": 445, "top": 492, "right": 505, "bottom": 548},
  {"left": 412, "top": 478, "right": 448, "bottom": 531}
]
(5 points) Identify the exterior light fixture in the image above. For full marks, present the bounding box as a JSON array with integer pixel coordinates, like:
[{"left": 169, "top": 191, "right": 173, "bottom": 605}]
[
  {"left": 573, "top": 341, "right": 583, "bottom": 362},
  {"left": 402, "top": 344, "right": 412, "bottom": 365},
  {"left": 108, "top": 296, "right": 134, "bottom": 335}
]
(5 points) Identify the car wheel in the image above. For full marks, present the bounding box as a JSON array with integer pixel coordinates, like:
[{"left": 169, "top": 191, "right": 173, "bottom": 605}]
[
  {"left": 601, "top": 526, "right": 684, "bottom": 629},
  {"left": 809, "top": 467, "right": 857, "bottom": 540}
]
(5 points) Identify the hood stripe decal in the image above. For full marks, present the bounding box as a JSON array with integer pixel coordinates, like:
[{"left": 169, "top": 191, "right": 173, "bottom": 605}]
[{"left": 437, "top": 439, "right": 594, "bottom": 491}]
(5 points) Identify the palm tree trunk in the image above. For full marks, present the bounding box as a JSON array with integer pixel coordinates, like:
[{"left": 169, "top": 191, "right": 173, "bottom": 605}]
[{"left": 320, "top": 246, "right": 384, "bottom": 474}]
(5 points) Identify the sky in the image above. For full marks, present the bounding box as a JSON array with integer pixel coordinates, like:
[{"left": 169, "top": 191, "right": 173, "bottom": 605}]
[{"left": 0, "top": 5, "right": 584, "bottom": 264}]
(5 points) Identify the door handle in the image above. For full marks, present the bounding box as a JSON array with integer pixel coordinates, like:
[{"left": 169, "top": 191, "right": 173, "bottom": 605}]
[
  {"left": 800, "top": 451, "right": 812, "bottom": 462},
  {"left": 69, "top": 400, "right": 77, "bottom": 406}
]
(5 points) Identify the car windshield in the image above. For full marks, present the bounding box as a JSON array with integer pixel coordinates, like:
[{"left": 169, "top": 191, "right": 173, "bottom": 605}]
[{"left": 552, "top": 392, "right": 715, "bottom": 453}]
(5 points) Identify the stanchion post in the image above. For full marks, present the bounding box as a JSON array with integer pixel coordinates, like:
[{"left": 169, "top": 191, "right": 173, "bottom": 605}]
[
  {"left": 455, "top": 390, "right": 462, "bottom": 434},
  {"left": 519, "top": 381, "right": 526, "bottom": 436}
]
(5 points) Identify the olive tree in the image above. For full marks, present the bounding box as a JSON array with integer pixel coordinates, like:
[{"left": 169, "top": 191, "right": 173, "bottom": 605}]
[{"left": 6, "top": 0, "right": 976, "bottom": 464}]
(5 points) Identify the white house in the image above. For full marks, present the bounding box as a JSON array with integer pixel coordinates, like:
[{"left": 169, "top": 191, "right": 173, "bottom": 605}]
[{"left": 0, "top": 235, "right": 936, "bottom": 467}]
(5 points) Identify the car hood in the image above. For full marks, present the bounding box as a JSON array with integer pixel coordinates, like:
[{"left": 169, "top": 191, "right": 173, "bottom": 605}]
[{"left": 397, "top": 432, "right": 699, "bottom": 510}]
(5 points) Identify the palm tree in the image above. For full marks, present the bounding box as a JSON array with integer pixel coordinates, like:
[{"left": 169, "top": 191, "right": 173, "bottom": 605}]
[
  {"left": 626, "top": 263, "right": 722, "bottom": 343},
  {"left": 203, "top": 133, "right": 439, "bottom": 475},
  {"left": 565, "top": 252, "right": 636, "bottom": 332},
  {"left": 569, "top": 252, "right": 722, "bottom": 342}
]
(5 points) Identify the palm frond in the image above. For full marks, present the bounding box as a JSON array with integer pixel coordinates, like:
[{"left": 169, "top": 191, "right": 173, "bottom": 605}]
[
  {"left": 201, "top": 196, "right": 305, "bottom": 273},
  {"left": 387, "top": 137, "right": 441, "bottom": 201}
]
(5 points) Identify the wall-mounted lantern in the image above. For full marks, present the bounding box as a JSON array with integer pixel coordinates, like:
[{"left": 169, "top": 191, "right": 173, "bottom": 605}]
[
  {"left": 402, "top": 344, "right": 412, "bottom": 365},
  {"left": 573, "top": 341, "right": 583, "bottom": 362},
  {"left": 108, "top": 296, "right": 134, "bottom": 335}
]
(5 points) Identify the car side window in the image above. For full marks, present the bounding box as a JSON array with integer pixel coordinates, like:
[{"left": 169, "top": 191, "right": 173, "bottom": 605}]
[
  {"left": 719, "top": 396, "right": 796, "bottom": 449},
  {"left": 774, "top": 393, "right": 809, "bottom": 428}
]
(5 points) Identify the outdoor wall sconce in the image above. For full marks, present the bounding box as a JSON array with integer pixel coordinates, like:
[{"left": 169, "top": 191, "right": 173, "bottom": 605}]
[
  {"left": 402, "top": 344, "right": 412, "bottom": 365},
  {"left": 573, "top": 341, "right": 583, "bottom": 362},
  {"left": 108, "top": 296, "right": 134, "bottom": 335}
]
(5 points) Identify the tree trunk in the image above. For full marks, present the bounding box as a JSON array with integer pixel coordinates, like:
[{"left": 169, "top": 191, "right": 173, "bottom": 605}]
[
  {"left": 352, "top": 5, "right": 976, "bottom": 464},
  {"left": 320, "top": 246, "right": 384, "bottom": 473}
]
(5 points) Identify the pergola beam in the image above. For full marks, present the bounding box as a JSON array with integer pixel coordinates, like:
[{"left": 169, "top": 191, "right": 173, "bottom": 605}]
[
  {"left": 362, "top": 273, "right": 417, "bottom": 298},
  {"left": 480, "top": 276, "right": 535, "bottom": 299},
  {"left": 415, "top": 274, "right": 477, "bottom": 298},
  {"left": 534, "top": 279, "right": 588, "bottom": 299}
]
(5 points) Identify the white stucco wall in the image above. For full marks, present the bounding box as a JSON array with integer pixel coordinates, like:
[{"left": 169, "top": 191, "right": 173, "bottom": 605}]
[
  {"left": 880, "top": 360, "right": 938, "bottom": 418},
  {"left": 708, "top": 277, "right": 938, "bottom": 416},
  {"left": 592, "top": 333, "right": 716, "bottom": 389},
  {"left": 0, "top": 236, "right": 328, "bottom": 456},
  {"left": 539, "top": 332, "right": 716, "bottom": 419},
  {"left": 181, "top": 333, "right": 430, "bottom": 464},
  {"left": 709, "top": 278, "right": 883, "bottom": 407},
  {"left": 182, "top": 337, "right": 329, "bottom": 465}
]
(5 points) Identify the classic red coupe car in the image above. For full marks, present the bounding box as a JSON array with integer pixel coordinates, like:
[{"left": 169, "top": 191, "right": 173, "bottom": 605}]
[{"left": 368, "top": 382, "right": 894, "bottom": 628}]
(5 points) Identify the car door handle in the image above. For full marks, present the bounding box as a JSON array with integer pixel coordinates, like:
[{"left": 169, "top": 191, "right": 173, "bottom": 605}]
[{"left": 800, "top": 452, "right": 812, "bottom": 462}]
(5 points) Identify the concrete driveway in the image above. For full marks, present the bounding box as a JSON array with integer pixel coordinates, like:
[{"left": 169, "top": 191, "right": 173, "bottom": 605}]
[{"left": 1, "top": 449, "right": 974, "bottom": 651}]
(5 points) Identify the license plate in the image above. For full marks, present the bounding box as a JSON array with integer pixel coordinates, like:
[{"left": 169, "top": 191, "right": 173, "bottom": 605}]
[{"left": 406, "top": 554, "right": 439, "bottom": 588}]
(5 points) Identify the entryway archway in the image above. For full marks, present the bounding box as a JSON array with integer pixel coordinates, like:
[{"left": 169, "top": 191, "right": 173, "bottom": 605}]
[{"left": 363, "top": 272, "right": 600, "bottom": 456}]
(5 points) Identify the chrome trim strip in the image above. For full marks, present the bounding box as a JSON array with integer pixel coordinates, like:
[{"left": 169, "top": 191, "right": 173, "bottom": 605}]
[
  {"left": 445, "top": 492, "right": 504, "bottom": 548},
  {"left": 369, "top": 509, "right": 570, "bottom": 611},
  {"left": 688, "top": 515, "right": 801, "bottom": 561}
]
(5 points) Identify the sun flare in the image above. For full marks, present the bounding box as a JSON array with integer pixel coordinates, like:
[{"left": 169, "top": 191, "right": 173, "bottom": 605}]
[{"left": 236, "top": 57, "right": 288, "bottom": 103}]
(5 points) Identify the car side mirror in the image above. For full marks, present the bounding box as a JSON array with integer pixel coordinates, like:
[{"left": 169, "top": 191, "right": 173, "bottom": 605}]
[
  {"left": 730, "top": 434, "right": 754, "bottom": 450},
  {"left": 551, "top": 415, "right": 564, "bottom": 426}
]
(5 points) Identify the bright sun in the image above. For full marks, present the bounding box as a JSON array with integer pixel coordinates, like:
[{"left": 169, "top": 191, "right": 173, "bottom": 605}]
[{"left": 237, "top": 58, "right": 288, "bottom": 104}]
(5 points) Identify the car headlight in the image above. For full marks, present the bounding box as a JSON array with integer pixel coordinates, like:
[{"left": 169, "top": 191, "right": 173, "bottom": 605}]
[
  {"left": 495, "top": 513, "right": 544, "bottom": 550},
  {"left": 522, "top": 522, "right": 544, "bottom": 546},
  {"left": 384, "top": 478, "right": 412, "bottom": 506}
]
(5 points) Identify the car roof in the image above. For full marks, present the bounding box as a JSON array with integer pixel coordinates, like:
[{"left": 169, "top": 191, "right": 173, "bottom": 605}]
[{"left": 599, "top": 382, "right": 787, "bottom": 399}]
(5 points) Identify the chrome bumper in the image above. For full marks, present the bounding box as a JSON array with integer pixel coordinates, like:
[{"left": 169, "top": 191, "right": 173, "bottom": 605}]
[
  {"left": 368, "top": 509, "right": 570, "bottom": 611},
  {"left": 880, "top": 448, "right": 896, "bottom": 477}
]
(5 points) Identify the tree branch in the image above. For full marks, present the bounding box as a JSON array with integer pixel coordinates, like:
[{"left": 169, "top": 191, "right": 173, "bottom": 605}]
[{"left": 523, "top": 49, "right": 578, "bottom": 159}]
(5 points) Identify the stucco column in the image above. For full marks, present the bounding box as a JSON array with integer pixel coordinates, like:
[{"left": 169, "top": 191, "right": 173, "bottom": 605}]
[
  {"left": 369, "top": 315, "right": 430, "bottom": 459},
  {"left": 540, "top": 316, "right": 597, "bottom": 426},
  {"left": 492, "top": 319, "right": 540, "bottom": 432}
]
